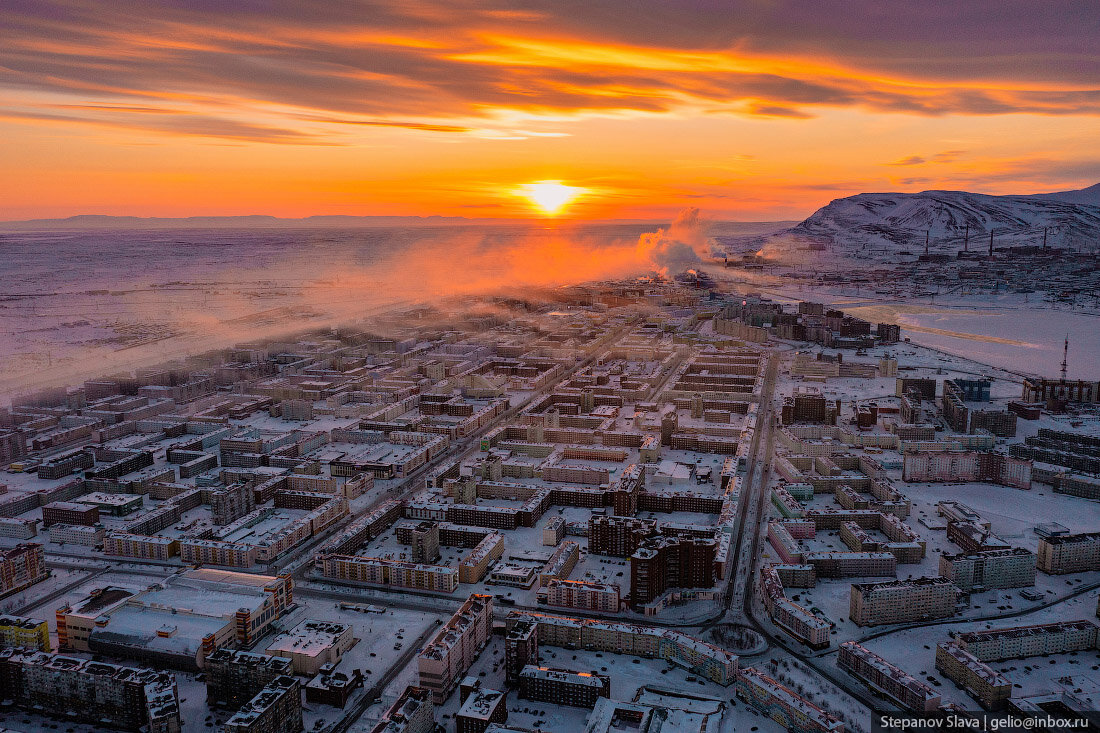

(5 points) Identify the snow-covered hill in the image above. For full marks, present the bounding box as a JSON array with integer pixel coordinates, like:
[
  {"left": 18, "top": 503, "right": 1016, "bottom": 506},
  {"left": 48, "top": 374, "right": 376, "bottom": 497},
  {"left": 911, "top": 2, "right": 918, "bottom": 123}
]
[{"left": 790, "top": 184, "right": 1100, "bottom": 253}]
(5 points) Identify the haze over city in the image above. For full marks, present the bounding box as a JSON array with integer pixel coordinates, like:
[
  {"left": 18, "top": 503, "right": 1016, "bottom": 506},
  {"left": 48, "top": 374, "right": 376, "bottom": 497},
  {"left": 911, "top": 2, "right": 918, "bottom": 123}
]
[{"left": 1, "top": 3, "right": 1100, "bottom": 733}]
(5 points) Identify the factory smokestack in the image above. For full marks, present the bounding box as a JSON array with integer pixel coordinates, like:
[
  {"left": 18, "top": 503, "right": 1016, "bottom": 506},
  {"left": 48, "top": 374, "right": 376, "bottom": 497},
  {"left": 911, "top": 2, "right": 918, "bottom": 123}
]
[
  {"left": 989, "top": 229, "right": 994, "bottom": 257},
  {"left": 963, "top": 223, "right": 969, "bottom": 252}
]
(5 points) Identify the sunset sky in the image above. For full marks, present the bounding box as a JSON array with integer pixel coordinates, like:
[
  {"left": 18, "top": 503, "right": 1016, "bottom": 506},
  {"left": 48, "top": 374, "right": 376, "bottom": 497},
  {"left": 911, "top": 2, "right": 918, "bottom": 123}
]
[{"left": 1, "top": 1, "right": 1098, "bottom": 221}]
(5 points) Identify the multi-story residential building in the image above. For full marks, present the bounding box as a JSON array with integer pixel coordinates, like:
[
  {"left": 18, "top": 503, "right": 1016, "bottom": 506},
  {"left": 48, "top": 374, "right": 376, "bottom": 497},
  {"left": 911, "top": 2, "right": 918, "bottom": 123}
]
[
  {"left": 837, "top": 642, "right": 940, "bottom": 712},
  {"left": 48, "top": 522, "right": 105, "bottom": 547},
  {"left": 849, "top": 577, "right": 959, "bottom": 627},
  {"left": 935, "top": 642, "right": 1012, "bottom": 710},
  {"left": 939, "top": 547, "right": 1037, "bottom": 591},
  {"left": 538, "top": 540, "right": 579, "bottom": 587},
  {"left": 542, "top": 515, "right": 565, "bottom": 546},
  {"left": 902, "top": 450, "right": 1031, "bottom": 489},
  {"left": 544, "top": 578, "right": 621, "bottom": 612},
  {"left": 1037, "top": 532, "right": 1100, "bottom": 574},
  {"left": 506, "top": 611, "right": 737, "bottom": 685},
  {"left": 205, "top": 649, "right": 294, "bottom": 709},
  {"left": 321, "top": 555, "right": 459, "bottom": 593},
  {"left": 758, "top": 565, "right": 831, "bottom": 650},
  {"left": 456, "top": 685, "right": 508, "bottom": 733},
  {"left": 587, "top": 515, "right": 656, "bottom": 557},
  {"left": 802, "top": 551, "right": 896, "bottom": 579},
  {"left": 736, "top": 667, "right": 844, "bottom": 733},
  {"left": 105, "top": 532, "right": 180, "bottom": 560},
  {"left": 0, "top": 650, "right": 182, "bottom": 733},
  {"left": 0, "top": 614, "right": 51, "bottom": 651},
  {"left": 179, "top": 538, "right": 259, "bottom": 568},
  {"left": 459, "top": 533, "right": 505, "bottom": 584},
  {"left": 41, "top": 500, "right": 99, "bottom": 527},
  {"left": 630, "top": 534, "right": 715, "bottom": 608},
  {"left": 518, "top": 665, "right": 610, "bottom": 708},
  {"left": 369, "top": 686, "right": 435, "bottom": 733},
  {"left": 504, "top": 618, "right": 539, "bottom": 684},
  {"left": 0, "top": 542, "right": 47, "bottom": 597},
  {"left": 223, "top": 676, "right": 303, "bottom": 733},
  {"left": 955, "top": 620, "right": 1100, "bottom": 661},
  {"left": 417, "top": 594, "right": 493, "bottom": 703}
]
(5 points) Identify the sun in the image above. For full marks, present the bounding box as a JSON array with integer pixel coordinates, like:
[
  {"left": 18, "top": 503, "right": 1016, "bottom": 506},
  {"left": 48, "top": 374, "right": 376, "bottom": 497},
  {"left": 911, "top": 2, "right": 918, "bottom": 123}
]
[{"left": 519, "top": 180, "right": 586, "bottom": 216}]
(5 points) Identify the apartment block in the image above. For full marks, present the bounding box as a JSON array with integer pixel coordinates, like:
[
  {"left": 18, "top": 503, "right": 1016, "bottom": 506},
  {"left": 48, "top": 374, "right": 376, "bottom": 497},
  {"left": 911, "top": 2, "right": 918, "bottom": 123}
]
[
  {"left": 504, "top": 618, "right": 539, "bottom": 684},
  {"left": 955, "top": 620, "right": 1100, "bottom": 661},
  {"left": 538, "top": 540, "right": 580, "bottom": 587},
  {"left": 1037, "top": 532, "right": 1100, "bottom": 574},
  {"left": 459, "top": 533, "right": 505, "bottom": 584},
  {"left": 322, "top": 555, "right": 459, "bottom": 593},
  {"left": 41, "top": 500, "right": 99, "bottom": 527},
  {"left": 417, "top": 594, "right": 493, "bottom": 703},
  {"left": 223, "top": 676, "right": 303, "bottom": 733},
  {"left": 48, "top": 522, "right": 105, "bottom": 547},
  {"left": 105, "top": 532, "right": 180, "bottom": 560},
  {"left": 545, "top": 578, "right": 621, "bottom": 612},
  {"left": 0, "top": 614, "right": 51, "bottom": 651},
  {"left": 850, "top": 577, "right": 959, "bottom": 626},
  {"left": 735, "top": 667, "right": 844, "bottom": 733},
  {"left": 938, "top": 547, "right": 1037, "bottom": 591},
  {"left": 205, "top": 649, "right": 294, "bottom": 709},
  {"left": 838, "top": 642, "right": 940, "bottom": 712},
  {"left": 587, "top": 515, "right": 656, "bottom": 557},
  {"left": 369, "top": 686, "right": 435, "bottom": 733},
  {"left": 506, "top": 611, "right": 737, "bottom": 685},
  {"left": 0, "top": 650, "right": 182, "bottom": 733},
  {"left": 935, "top": 642, "right": 1012, "bottom": 710},
  {"left": 518, "top": 665, "right": 610, "bottom": 708},
  {"left": 456, "top": 685, "right": 507, "bottom": 733},
  {"left": 0, "top": 542, "right": 47, "bottom": 597}
]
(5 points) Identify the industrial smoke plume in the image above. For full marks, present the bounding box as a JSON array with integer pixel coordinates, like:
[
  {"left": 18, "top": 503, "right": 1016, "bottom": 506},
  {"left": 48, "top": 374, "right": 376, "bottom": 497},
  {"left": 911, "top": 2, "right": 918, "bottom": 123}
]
[{"left": 1, "top": 212, "right": 721, "bottom": 396}]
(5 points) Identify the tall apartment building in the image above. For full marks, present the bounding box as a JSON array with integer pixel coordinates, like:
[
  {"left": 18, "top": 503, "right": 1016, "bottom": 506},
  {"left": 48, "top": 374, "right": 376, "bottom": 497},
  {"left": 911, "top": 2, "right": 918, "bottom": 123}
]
[
  {"left": 504, "top": 618, "right": 539, "bottom": 684},
  {"left": 518, "top": 665, "right": 611, "bottom": 708},
  {"left": 935, "top": 642, "right": 1012, "bottom": 711},
  {"left": 1037, "top": 532, "right": 1100, "bottom": 574},
  {"left": 205, "top": 649, "right": 294, "bottom": 709},
  {"left": 0, "top": 650, "right": 182, "bottom": 733},
  {"left": 408, "top": 521, "right": 441, "bottom": 563},
  {"left": 0, "top": 542, "right": 47, "bottom": 597},
  {"left": 838, "top": 642, "right": 940, "bottom": 712},
  {"left": 223, "top": 676, "right": 303, "bottom": 733},
  {"left": 939, "top": 547, "right": 1037, "bottom": 591},
  {"left": 417, "top": 594, "right": 493, "bottom": 703},
  {"left": 630, "top": 534, "right": 715, "bottom": 608},
  {"left": 850, "top": 577, "right": 959, "bottom": 626},
  {"left": 370, "top": 686, "right": 435, "bottom": 733},
  {"left": 587, "top": 515, "right": 656, "bottom": 557}
]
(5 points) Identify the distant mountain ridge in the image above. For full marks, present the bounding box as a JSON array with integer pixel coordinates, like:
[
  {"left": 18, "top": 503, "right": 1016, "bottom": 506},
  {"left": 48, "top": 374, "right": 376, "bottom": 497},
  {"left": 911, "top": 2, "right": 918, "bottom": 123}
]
[{"left": 790, "top": 182, "right": 1100, "bottom": 252}]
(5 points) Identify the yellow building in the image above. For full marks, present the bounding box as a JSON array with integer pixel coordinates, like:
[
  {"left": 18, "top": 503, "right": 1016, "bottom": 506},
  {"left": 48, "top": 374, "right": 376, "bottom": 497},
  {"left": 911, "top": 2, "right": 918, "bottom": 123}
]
[{"left": 0, "top": 614, "right": 51, "bottom": 652}]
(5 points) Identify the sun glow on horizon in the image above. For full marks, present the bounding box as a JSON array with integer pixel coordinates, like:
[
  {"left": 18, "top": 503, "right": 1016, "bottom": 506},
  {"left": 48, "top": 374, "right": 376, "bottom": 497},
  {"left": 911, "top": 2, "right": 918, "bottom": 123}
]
[{"left": 519, "top": 180, "right": 587, "bottom": 216}]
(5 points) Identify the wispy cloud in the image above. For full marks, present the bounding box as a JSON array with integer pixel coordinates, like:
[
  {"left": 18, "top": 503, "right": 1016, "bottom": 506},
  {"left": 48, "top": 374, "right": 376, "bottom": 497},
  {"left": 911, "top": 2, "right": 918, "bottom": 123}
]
[{"left": 0, "top": 1, "right": 1097, "bottom": 143}]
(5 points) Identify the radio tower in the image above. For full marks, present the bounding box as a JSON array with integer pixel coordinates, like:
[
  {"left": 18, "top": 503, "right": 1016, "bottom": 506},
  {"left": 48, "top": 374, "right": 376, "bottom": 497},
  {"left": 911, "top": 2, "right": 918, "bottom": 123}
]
[{"left": 1061, "top": 334, "right": 1069, "bottom": 381}]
